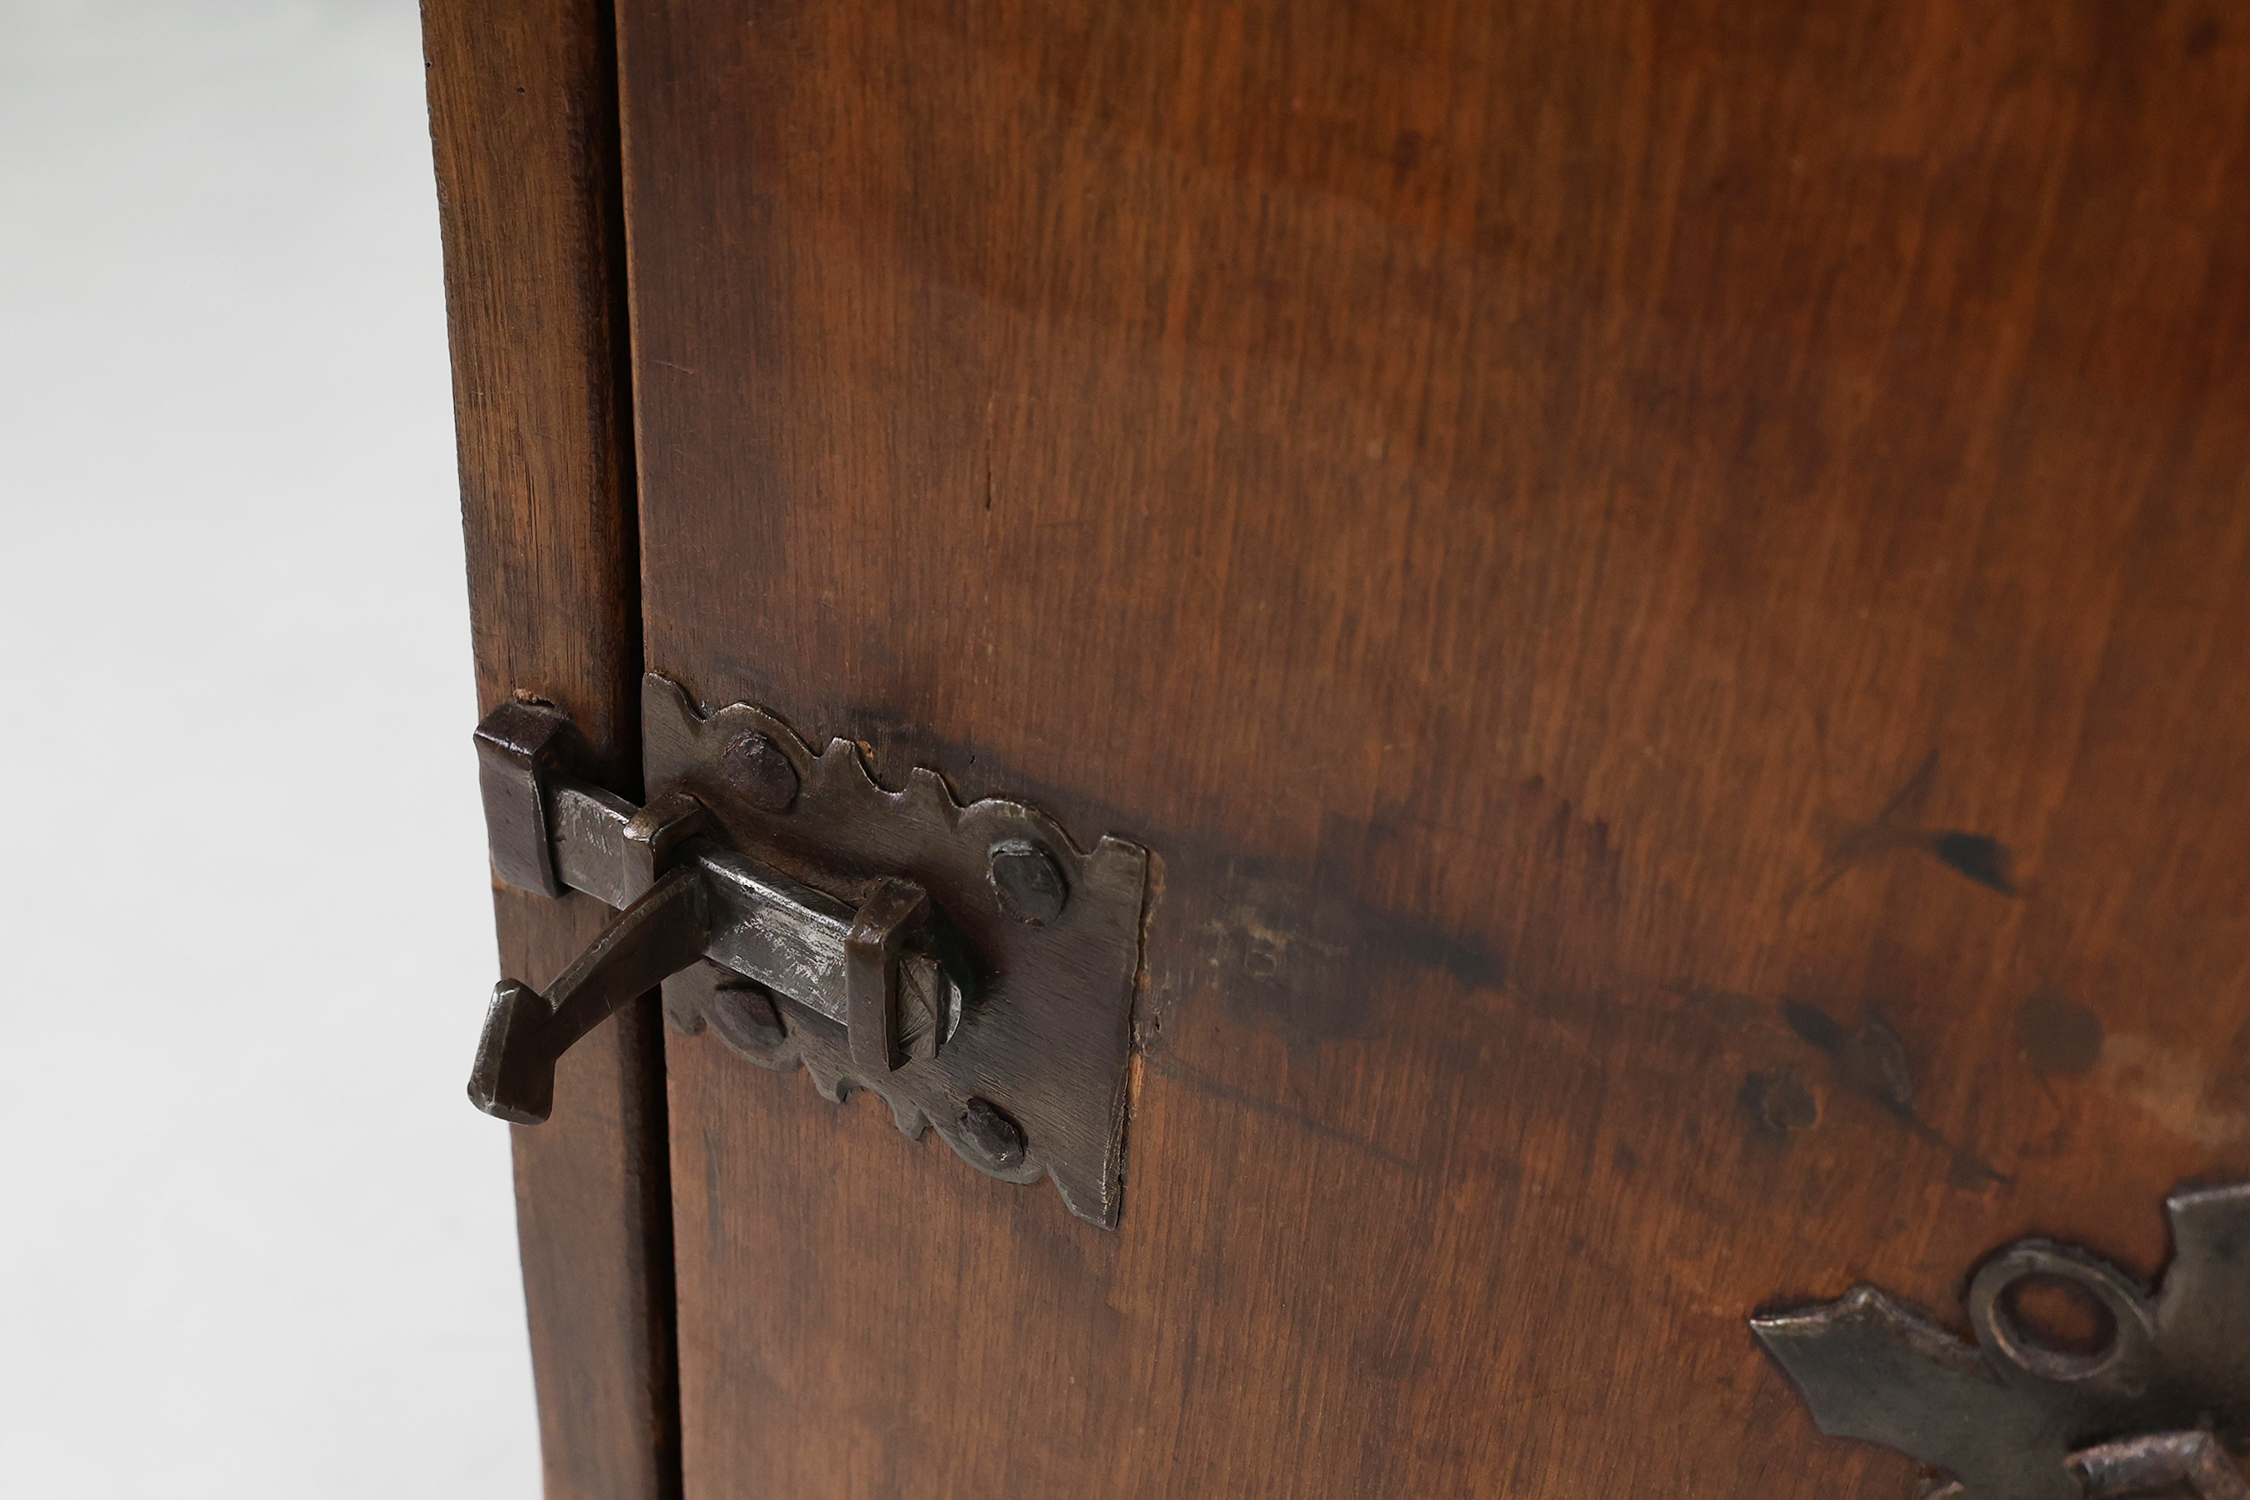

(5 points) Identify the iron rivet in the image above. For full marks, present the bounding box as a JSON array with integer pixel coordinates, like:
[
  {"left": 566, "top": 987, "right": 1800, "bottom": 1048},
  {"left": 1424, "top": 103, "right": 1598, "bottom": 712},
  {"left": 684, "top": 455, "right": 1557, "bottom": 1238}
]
[
  {"left": 988, "top": 840, "right": 1067, "bottom": 924},
  {"left": 960, "top": 1097, "right": 1026, "bottom": 1169},
  {"left": 723, "top": 731, "right": 799, "bottom": 811},
  {"left": 708, "top": 977, "right": 787, "bottom": 1051}
]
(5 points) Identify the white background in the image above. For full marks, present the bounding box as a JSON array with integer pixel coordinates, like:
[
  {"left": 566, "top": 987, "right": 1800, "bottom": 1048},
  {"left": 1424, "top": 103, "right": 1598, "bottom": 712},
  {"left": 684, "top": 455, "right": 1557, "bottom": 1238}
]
[{"left": 0, "top": 1, "right": 542, "bottom": 1493}]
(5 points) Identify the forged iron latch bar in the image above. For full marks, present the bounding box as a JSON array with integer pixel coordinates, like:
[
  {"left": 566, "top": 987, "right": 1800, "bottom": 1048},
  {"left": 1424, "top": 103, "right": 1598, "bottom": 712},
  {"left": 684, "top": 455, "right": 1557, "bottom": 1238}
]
[
  {"left": 466, "top": 699, "right": 960, "bottom": 1124},
  {"left": 469, "top": 864, "right": 712, "bottom": 1123}
]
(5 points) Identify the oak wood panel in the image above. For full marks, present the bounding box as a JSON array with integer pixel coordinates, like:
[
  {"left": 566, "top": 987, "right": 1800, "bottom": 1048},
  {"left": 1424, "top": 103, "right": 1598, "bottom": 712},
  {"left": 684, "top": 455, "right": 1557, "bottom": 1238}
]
[
  {"left": 421, "top": 3, "right": 676, "bottom": 1496},
  {"left": 619, "top": 1, "right": 2250, "bottom": 1494}
]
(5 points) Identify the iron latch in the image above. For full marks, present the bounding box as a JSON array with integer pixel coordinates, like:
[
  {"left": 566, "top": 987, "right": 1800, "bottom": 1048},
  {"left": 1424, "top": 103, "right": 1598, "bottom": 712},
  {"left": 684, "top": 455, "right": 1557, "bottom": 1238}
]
[{"left": 469, "top": 674, "right": 1150, "bottom": 1228}]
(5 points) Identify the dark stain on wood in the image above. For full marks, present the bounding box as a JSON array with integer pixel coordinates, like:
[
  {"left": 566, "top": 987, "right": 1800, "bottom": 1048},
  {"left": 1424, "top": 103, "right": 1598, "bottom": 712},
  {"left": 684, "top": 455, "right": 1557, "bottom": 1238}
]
[
  {"left": 1144, "top": 1052, "right": 1418, "bottom": 1173},
  {"left": 2019, "top": 994, "right": 2106, "bottom": 1077},
  {"left": 1932, "top": 832, "right": 2018, "bottom": 896},
  {"left": 1193, "top": 859, "right": 1508, "bottom": 1056},
  {"left": 1811, "top": 752, "right": 2021, "bottom": 901},
  {"left": 1783, "top": 999, "right": 2007, "bottom": 1188},
  {"left": 1783, "top": 1002, "right": 1917, "bottom": 1117},
  {"left": 1740, "top": 1067, "right": 1821, "bottom": 1139}
]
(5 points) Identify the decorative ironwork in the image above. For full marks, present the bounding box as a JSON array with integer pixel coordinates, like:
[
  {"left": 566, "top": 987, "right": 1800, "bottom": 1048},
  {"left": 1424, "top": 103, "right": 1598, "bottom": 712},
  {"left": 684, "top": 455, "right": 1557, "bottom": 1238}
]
[
  {"left": 468, "top": 675, "right": 1151, "bottom": 1229},
  {"left": 1753, "top": 1183, "right": 2250, "bottom": 1500}
]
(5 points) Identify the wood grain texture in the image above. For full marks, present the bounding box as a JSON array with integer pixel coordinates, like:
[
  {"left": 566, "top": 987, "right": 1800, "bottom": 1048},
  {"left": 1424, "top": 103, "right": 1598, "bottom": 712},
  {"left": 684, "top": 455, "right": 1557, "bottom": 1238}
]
[
  {"left": 421, "top": 2, "right": 676, "bottom": 1496},
  {"left": 618, "top": 1, "right": 2250, "bottom": 1494}
]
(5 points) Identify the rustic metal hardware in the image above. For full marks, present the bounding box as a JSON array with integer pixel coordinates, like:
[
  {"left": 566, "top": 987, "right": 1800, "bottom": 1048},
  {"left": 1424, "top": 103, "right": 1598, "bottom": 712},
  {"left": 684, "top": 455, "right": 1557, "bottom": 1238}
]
[
  {"left": 469, "top": 675, "right": 1151, "bottom": 1228},
  {"left": 2070, "top": 1431, "right": 2248, "bottom": 1500},
  {"left": 1751, "top": 1182, "right": 2250, "bottom": 1500}
]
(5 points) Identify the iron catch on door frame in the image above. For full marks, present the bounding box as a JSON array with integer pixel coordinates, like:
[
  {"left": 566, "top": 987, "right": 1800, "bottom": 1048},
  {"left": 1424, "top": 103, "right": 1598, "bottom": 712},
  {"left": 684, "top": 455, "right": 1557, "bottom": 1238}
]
[
  {"left": 1753, "top": 1182, "right": 2250, "bottom": 1500},
  {"left": 468, "top": 673, "right": 1152, "bottom": 1229}
]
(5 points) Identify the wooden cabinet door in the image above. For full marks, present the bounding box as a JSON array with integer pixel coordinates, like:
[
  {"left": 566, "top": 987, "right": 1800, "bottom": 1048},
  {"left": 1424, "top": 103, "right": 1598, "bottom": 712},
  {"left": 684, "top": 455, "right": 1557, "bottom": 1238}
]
[{"left": 434, "top": 2, "right": 2250, "bottom": 1496}]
